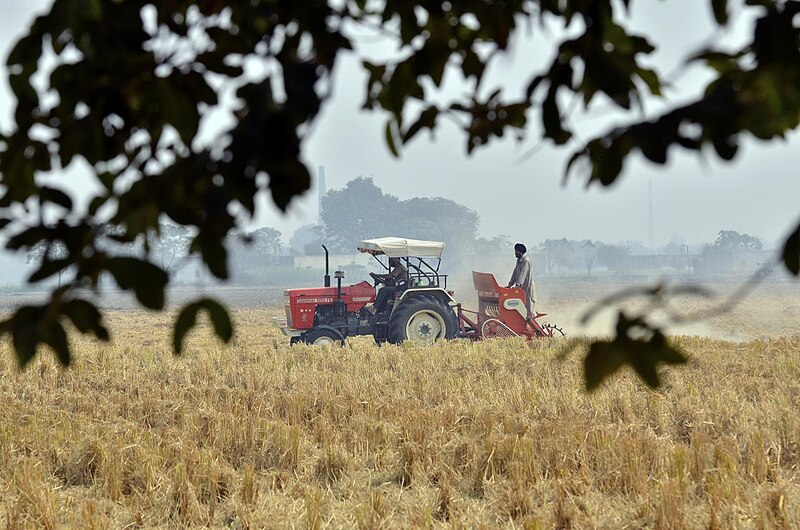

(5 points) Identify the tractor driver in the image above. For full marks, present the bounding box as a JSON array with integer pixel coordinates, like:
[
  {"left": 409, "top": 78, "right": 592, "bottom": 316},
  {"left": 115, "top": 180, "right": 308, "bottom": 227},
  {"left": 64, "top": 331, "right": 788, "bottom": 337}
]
[
  {"left": 370, "top": 258, "right": 409, "bottom": 313},
  {"left": 508, "top": 243, "right": 536, "bottom": 321}
]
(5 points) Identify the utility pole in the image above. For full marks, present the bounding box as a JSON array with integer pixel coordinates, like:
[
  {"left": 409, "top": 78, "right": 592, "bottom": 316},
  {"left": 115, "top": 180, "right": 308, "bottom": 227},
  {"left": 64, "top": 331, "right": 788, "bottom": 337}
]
[{"left": 317, "top": 165, "right": 327, "bottom": 225}]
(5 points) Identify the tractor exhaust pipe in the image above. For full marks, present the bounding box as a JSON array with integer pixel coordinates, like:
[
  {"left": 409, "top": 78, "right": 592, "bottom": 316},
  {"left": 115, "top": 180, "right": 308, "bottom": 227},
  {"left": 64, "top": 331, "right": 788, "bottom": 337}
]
[{"left": 322, "top": 244, "right": 330, "bottom": 287}]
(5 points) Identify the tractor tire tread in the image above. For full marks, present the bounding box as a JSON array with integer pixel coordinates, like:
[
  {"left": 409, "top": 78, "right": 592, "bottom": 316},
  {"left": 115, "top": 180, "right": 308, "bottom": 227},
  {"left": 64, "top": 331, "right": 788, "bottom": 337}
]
[{"left": 387, "top": 294, "right": 458, "bottom": 344}]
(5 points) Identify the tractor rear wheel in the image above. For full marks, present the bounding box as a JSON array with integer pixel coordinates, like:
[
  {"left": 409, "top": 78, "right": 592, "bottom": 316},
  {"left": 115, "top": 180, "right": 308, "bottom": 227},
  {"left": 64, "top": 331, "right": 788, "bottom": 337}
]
[
  {"left": 387, "top": 294, "right": 458, "bottom": 345},
  {"left": 304, "top": 328, "right": 345, "bottom": 347}
]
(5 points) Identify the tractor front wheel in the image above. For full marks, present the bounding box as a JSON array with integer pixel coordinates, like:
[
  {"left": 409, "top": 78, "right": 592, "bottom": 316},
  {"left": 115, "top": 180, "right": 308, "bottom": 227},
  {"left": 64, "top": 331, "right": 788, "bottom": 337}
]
[
  {"left": 303, "top": 328, "right": 345, "bottom": 347},
  {"left": 387, "top": 295, "right": 458, "bottom": 345}
]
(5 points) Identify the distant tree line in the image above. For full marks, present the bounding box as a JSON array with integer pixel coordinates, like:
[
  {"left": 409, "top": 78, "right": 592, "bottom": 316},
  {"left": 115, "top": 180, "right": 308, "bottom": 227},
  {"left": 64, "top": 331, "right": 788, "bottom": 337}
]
[
  {"left": 23, "top": 224, "right": 289, "bottom": 285},
  {"left": 537, "top": 231, "right": 769, "bottom": 276},
  {"left": 25, "top": 180, "right": 771, "bottom": 284},
  {"left": 284, "top": 177, "right": 771, "bottom": 276}
]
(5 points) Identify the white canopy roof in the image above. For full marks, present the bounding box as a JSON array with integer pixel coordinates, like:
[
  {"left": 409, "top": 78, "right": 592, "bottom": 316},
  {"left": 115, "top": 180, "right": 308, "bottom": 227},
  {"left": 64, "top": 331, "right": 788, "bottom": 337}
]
[{"left": 357, "top": 237, "right": 445, "bottom": 259}]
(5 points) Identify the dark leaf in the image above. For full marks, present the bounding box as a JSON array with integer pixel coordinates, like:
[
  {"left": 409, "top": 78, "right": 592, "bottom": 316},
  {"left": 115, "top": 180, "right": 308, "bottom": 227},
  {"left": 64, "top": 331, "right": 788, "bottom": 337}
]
[
  {"left": 173, "top": 301, "right": 202, "bottom": 355},
  {"left": 40, "top": 186, "right": 73, "bottom": 209},
  {"left": 542, "top": 89, "right": 572, "bottom": 145},
  {"left": 63, "top": 299, "right": 109, "bottom": 341},
  {"left": 8, "top": 72, "right": 37, "bottom": 102},
  {"left": 402, "top": 106, "right": 438, "bottom": 143},
  {"left": 628, "top": 350, "right": 660, "bottom": 388},
  {"left": 196, "top": 51, "right": 245, "bottom": 77},
  {"left": 462, "top": 49, "right": 485, "bottom": 82},
  {"left": 712, "top": 134, "right": 738, "bottom": 161},
  {"left": 584, "top": 312, "right": 687, "bottom": 391},
  {"left": 267, "top": 160, "right": 311, "bottom": 213},
  {"left": 42, "top": 320, "right": 70, "bottom": 366},
  {"left": 10, "top": 312, "right": 39, "bottom": 368},
  {"left": 88, "top": 195, "right": 106, "bottom": 216},
  {"left": 783, "top": 222, "right": 800, "bottom": 275},
  {"left": 594, "top": 143, "right": 624, "bottom": 186},
  {"left": 28, "top": 258, "right": 71, "bottom": 283},
  {"left": 106, "top": 257, "right": 168, "bottom": 310},
  {"left": 7, "top": 226, "right": 46, "bottom": 251},
  {"left": 12, "top": 329, "right": 38, "bottom": 367},
  {"left": 7, "top": 33, "right": 42, "bottom": 69},
  {"left": 711, "top": 0, "right": 729, "bottom": 25},
  {"left": 385, "top": 119, "right": 400, "bottom": 157},
  {"left": 584, "top": 341, "right": 626, "bottom": 391},
  {"left": 637, "top": 68, "right": 662, "bottom": 97},
  {"left": 205, "top": 299, "right": 233, "bottom": 344},
  {"left": 525, "top": 75, "right": 545, "bottom": 100},
  {"left": 3, "top": 306, "right": 45, "bottom": 368},
  {"left": 191, "top": 234, "right": 229, "bottom": 280},
  {"left": 638, "top": 129, "right": 669, "bottom": 164},
  {"left": 689, "top": 50, "right": 744, "bottom": 72},
  {"left": 173, "top": 298, "right": 233, "bottom": 354}
]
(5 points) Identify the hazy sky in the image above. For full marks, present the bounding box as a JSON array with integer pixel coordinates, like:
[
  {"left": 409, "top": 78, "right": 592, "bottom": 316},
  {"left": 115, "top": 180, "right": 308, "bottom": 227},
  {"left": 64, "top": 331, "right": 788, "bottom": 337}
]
[{"left": 1, "top": 1, "right": 798, "bottom": 249}]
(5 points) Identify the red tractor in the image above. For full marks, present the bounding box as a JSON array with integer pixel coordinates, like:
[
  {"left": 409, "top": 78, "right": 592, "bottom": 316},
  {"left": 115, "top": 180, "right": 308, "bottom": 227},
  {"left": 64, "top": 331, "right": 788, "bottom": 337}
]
[
  {"left": 283, "top": 238, "right": 459, "bottom": 346},
  {"left": 282, "top": 237, "right": 563, "bottom": 346}
]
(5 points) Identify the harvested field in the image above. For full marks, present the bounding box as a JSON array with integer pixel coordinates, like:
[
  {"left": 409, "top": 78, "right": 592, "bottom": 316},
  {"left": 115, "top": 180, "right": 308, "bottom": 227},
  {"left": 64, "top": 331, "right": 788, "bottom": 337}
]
[{"left": 1, "top": 287, "right": 799, "bottom": 528}]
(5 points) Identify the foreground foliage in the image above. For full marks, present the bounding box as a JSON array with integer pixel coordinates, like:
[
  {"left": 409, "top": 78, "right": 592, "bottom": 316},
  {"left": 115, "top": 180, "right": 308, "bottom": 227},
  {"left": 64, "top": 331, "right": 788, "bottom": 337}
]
[
  {"left": 0, "top": 311, "right": 798, "bottom": 528},
  {"left": 1, "top": 0, "right": 799, "bottom": 372}
]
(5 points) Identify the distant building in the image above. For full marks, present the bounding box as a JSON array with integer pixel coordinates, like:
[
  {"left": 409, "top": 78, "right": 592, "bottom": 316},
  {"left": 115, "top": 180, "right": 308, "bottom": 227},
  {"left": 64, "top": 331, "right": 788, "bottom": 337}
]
[{"left": 693, "top": 250, "right": 773, "bottom": 274}]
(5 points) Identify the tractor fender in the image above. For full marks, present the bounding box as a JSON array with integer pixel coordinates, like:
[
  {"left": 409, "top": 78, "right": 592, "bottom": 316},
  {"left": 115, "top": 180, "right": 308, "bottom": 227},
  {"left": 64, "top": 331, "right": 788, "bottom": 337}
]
[
  {"left": 396, "top": 288, "right": 456, "bottom": 307},
  {"left": 308, "top": 325, "right": 346, "bottom": 340}
]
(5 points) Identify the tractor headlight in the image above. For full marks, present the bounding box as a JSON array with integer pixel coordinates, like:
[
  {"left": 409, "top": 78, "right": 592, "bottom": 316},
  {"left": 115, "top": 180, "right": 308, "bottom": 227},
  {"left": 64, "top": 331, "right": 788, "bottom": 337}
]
[
  {"left": 283, "top": 292, "right": 293, "bottom": 327},
  {"left": 285, "top": 304, "right": 293, "bottom": 327}
]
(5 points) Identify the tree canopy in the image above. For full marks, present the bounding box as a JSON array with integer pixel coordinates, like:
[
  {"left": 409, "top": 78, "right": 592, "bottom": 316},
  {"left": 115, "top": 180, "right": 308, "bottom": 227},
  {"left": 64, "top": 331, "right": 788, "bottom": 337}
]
[
  {"left": 0, "top": 0, "right": 798, "bottom": 388},
  {"left": 707, "top": 230, "right": 764, "bottom": 252},
  {"left": 319, "top": 177, "right": 479, "bottom": 254}
]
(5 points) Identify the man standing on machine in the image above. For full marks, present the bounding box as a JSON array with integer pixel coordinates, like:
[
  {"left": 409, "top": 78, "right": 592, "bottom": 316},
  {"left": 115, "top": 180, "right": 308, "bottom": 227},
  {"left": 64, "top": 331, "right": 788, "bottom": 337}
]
[{"left": 507, "top": 243, "right": 536, "bottom": 320}]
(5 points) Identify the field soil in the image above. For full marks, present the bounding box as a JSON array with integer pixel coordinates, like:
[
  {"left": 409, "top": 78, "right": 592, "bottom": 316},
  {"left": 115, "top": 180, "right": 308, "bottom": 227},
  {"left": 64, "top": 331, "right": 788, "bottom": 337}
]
[{"left": 0, "top": 277, "right": 798, "bottom": 528}]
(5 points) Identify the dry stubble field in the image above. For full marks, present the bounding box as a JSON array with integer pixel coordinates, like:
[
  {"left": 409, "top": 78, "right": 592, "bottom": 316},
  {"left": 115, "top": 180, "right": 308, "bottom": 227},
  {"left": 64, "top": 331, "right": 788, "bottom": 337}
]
[{"left": 0, "top": 279, "right": 799, "bottom": 529}]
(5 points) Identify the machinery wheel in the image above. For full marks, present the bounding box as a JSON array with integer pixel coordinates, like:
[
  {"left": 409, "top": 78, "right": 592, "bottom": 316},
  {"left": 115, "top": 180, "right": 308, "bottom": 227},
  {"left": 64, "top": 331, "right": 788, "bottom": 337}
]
[
  {"left": 481, "top": 318, "right": 518, "bottom": 339},
  {"left": 304, "top": 328, "right": 345, "bottom": 347},
  {"left": 387, "top": 294, "right": 459, "bottom": 345}
]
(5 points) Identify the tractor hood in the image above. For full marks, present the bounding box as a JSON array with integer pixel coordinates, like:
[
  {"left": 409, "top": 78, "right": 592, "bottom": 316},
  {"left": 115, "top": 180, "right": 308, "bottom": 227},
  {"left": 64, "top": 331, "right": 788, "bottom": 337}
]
[{"left": 357, "top": 237, "right": 445, "bottom": 258}]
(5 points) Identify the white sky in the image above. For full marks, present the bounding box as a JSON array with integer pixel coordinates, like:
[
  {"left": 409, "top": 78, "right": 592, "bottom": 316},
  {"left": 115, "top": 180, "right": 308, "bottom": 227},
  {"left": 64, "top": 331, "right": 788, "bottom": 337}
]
[{"left": 1, "top": 0, "right": 798, "bottom": 249}]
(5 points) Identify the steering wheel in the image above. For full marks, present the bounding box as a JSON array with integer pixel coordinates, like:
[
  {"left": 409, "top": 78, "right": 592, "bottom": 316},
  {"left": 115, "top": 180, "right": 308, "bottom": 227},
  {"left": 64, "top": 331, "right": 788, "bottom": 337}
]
[{"left": 369, "top": 271, "right": 386, "bottom": 287}]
